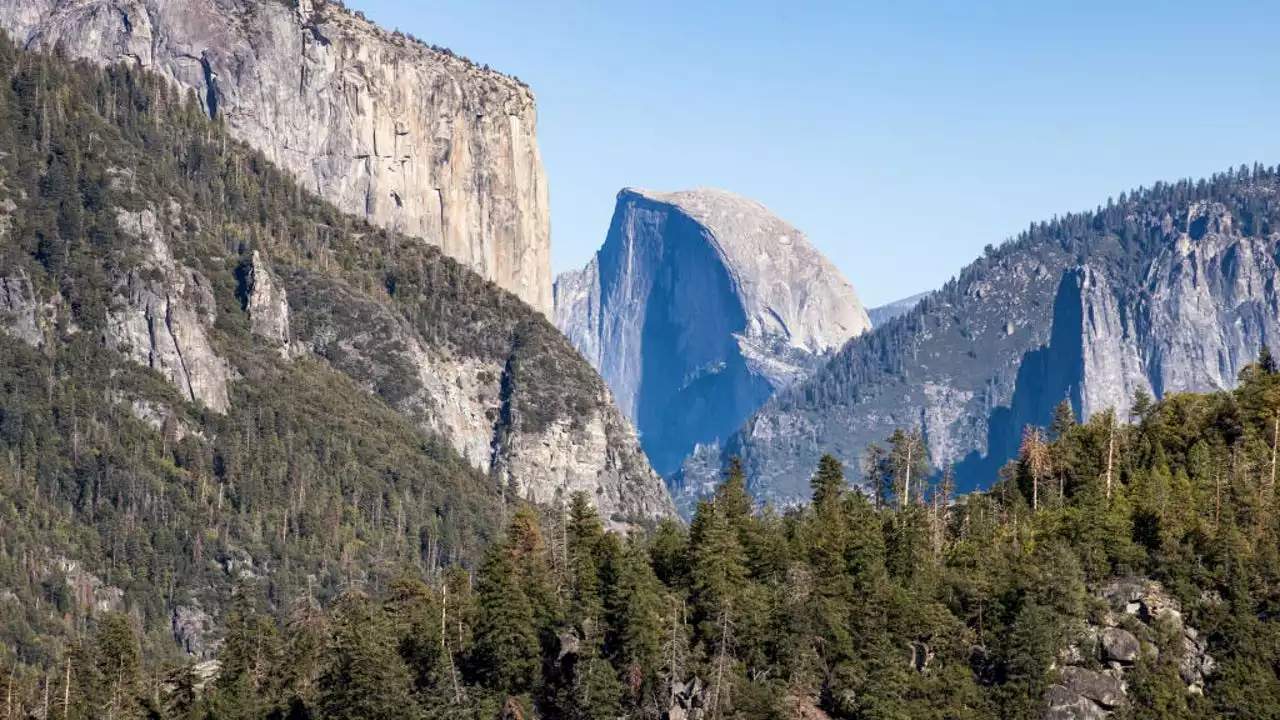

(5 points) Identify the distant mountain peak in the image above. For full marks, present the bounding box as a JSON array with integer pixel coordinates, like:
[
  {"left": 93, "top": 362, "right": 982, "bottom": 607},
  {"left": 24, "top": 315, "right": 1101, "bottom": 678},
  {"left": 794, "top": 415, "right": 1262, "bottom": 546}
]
[
  {"left": 555, "top": 187, "right": 871, "bottom": 477},
  {"left": 868, "top": 291, "right": 931, "bottom": 328}
]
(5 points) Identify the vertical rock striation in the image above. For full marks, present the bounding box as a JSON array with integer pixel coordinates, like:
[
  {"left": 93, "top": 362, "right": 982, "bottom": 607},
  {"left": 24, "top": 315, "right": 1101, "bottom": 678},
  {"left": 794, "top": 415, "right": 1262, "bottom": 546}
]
[
  {"left": 0, "top": 0, "right": 552, "bottom": 313},
  {"left": 554, "top": 187, "right": 872, "bottom": 478}
]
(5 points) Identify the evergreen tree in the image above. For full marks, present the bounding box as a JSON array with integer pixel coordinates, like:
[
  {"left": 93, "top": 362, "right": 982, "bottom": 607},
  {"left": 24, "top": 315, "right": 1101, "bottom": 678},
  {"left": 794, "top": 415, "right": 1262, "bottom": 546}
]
[
  {"left": 213, "top": 587, "right": 283, "bottom": 718},
  {"left": 318, "top": 592, "right": 421, "bottom": 720},
  {"left": 607, "top": 538, "right": 668, "bottom": 714},
  {"left": 566, "top": 492, "right": 607, "bottom": 642},
  {"left": 94, "top": 614, "right": 142, "bottom": 720},
  {"left": 470, "top": 540, "right": 540, "bottom": 697}
]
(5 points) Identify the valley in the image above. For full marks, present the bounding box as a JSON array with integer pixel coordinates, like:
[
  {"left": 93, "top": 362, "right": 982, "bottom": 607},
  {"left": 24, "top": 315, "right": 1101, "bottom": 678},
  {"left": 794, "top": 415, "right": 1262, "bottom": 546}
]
[{"left": 1, "top": 2, "right": 1279, "bottom": 719}]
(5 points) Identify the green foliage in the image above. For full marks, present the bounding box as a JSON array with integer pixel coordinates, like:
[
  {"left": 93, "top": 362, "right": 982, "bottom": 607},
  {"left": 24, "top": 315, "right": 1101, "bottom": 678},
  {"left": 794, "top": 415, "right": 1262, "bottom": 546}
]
[
  {"left": 12, "top": 358, "right": 1280, "bottom": 718},
  {"left": 319, "top": 592, "right": 421, "bottom": 720}
]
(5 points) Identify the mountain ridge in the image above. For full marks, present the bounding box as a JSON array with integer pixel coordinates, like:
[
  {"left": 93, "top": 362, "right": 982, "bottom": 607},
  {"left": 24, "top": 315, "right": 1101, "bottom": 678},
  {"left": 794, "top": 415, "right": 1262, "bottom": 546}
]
[
  {"left": 720, "top": 167, "right": 1280, "bottom": 503},
  {"left": 867, "top": 290, "right": 930, "bottom": 327}
]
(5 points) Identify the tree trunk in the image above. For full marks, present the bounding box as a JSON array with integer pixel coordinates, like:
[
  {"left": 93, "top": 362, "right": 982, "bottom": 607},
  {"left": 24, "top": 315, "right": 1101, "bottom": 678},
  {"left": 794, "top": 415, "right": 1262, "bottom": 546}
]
[
  {"left": 903, "top": 444, "right": 912, "bottom": 512},
  {"left": 1104, "top": 412, "right": 1115, "bottom": 501},
  {"left": 710, "top": 610, "right": 732, "bottom": 720},
  {"left": 1270, "top": 413, "right": 1278, "bottom": 500},
  {"left": 63, "top": 656, "right": 70, "bottom": 720}
]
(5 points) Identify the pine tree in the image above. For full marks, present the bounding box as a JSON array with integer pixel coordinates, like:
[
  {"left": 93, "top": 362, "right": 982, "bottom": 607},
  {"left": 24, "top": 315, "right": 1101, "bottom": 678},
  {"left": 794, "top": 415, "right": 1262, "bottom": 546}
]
[
  {"left": 808, "top": 454, "right": 851, "bottom": 598},
  {"left": 214, "top": 587, "right": 283, "bottom": 717},
  {"left": 863, "top": 442, "right": 890, "bottom": 510},
  {"left": 507, "top": 505, "right": 560, "bottom": 646},
  {"left": 887, "top": 427, "right": 930, "bottom": 509},
  {"left": 1132, "top": 387, "right": 1155, "bottom": 420},
  {"left": 470, "top": 541, "right": 540, "bottom": 697},
  {"left": 647, "top": 519, "right": 689, "bottom": 589},
  {"left": 1050, "top": 397, "right": 1076, "bottom": 439},
  {"left": 566, "top": 492, "right": 607, "bottom": 642},
  {"left": 810, "top": 454, "right": 846, "bottom": 510},
  {"left": 687, "top": 501, "right": 748, "bottom": 642},
  {"left": 318, "top": 591, "right": 421, "bottom": 720},
  {"left": 94, "top": 614, "right": 141, "bottom": 720},
  {"left": 607, "top": 538, "right": 667, "bottom": 712},
  {"left": 385, "top": 573, "right": 445, "bottom": 704},
  {"left": 1261, "top": 344, "right": 1278, "bottom": 374},
  {"left": 714, "top": 457, "right": 754, "bottom": 524},
  {"left": 1019, "top": 426, "right": 1050, "bottom": 512},
  {"left": 558, "top": 643, "right": 622, "bottom": 720}
]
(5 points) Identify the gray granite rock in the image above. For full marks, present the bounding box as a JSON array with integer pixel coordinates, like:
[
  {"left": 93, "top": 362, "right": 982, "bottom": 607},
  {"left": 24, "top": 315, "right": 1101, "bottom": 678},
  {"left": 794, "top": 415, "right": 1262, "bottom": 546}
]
[
  {"left": 1101, "top": 628, "right": 1141, "bottom": 664},
  {"left": 107, "top": 208, "right": 232, "bottom": 412},
  {"left": 728, "top": 188, "right": 1280, "bottom": 504},
  {"left": 554, "top": 187, "right": 871, "bottom": 477},
  {"left": 1062, "top": 667, "right": 1126, "bottom": 710},
  {"left": 246, "top": 250, "right": 293, "bottom": 353},
  {"left": 1043, "top": 684, "right": 1107, "bottom": 720}
]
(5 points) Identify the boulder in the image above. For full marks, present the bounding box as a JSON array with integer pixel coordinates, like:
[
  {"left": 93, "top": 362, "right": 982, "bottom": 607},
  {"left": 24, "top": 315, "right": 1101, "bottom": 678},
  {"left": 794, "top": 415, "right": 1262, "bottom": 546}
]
[
  {"left": 1063, "top": 667, "right": 1127, "bottom": 710},
  {"left": 1101, "top": 628, "right": 1141, "bottom": 664},
  {"left": 1043, "top": 685, "right": 1107, "bottom": 720}
]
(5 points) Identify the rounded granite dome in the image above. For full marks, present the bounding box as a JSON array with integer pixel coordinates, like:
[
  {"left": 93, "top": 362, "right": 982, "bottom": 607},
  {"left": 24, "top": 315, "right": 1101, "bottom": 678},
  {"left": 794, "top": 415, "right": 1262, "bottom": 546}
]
[{"left": 619, "top": 187, "right": 871, "bottom": 354}]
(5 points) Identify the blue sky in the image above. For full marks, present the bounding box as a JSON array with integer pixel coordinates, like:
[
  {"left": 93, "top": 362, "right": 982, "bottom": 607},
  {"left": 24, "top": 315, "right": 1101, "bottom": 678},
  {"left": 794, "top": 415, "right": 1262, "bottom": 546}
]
[{"left": 351, "top": 0, "right": 1280, "bottom": 307}]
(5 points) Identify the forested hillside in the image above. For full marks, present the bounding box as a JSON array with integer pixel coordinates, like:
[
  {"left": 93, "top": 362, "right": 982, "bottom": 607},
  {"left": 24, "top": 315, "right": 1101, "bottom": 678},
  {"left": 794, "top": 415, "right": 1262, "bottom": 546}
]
[
  {"left": 0, "top": 29, "right": 667, "bottom": 702},
  {"left": 8, "top": 352, "right": 1280, "bottom": 718}
]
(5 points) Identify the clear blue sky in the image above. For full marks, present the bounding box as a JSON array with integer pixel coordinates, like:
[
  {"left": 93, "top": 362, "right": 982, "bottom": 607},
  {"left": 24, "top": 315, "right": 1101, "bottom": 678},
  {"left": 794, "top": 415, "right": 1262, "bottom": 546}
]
[{"left": 351, "top": 0, "right": 1280, "bottom": 307}]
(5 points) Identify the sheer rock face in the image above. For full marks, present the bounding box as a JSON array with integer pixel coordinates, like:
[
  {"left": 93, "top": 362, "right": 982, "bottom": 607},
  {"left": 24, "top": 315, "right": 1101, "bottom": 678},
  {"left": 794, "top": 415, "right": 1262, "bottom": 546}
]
[
  {"left": 555, "top": 187, "right": 871, "bottom": 476},
  {"left": 0, "top": 272, "right": 47, "bottom": 348},
  {"left": 0, "top": 0, "right": 552, "bottom": 314},
  {"left": 729, "top": 193, "right": 1280, "bottom": 504},
  {"left": 106, "top": 208, "right": 232, "bottom": 413}
]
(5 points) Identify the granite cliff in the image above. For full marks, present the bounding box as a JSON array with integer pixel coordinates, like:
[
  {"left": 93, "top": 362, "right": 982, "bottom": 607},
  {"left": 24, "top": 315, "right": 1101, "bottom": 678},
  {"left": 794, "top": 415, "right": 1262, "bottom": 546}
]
[
  {"left": 0, "top": 0, "right": 552, "bottom": 313},
  {"left": 724, "top": 168, "right": 1280, "bottom": 504},
  {"left": 555, "top": 187, "right": 871, "bottom": 477}
]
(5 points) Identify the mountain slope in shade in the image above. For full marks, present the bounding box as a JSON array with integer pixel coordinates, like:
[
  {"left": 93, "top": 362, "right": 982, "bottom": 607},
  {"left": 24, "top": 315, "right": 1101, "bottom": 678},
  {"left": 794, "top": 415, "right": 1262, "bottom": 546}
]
[
  {"left": 722, "top": 167, "right": 1280, "bottom": 504},
  {"left": 555, "top": 187, "right": 872, "bottom": 476}
]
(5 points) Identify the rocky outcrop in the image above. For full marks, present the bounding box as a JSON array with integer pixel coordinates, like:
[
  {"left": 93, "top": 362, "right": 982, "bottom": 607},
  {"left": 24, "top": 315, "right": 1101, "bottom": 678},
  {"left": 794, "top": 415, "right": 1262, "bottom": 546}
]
[
  {"left": 491, "top": 393, "right": 674, "bottom": 522},
  {"left": 555, "top": 187, "right": 871, "bottom": 476},
  {"left": 289, "top": 273, "right": 674, "bottom": 522},
  {"left": 107, "top": 208, "right": 232, "bottom": 412},
  {"left": 172, "top": 605, "right": 217, "bottom": 659},
  {"left": 728, "top": 175, "right": 1280, "bottom": 502},
  {"left": 0, "top": 272, "right": 48, "bottom": 348},
  {"left": 0, "top": 0, "right": 552, "bottom": 313},
  {"left": 245, "top": 250, "right": 293, "bottom": 353},
  {"left": 1045, "top": 579, "right": 1215, "bottom": 719}
]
